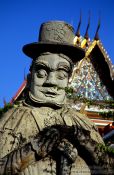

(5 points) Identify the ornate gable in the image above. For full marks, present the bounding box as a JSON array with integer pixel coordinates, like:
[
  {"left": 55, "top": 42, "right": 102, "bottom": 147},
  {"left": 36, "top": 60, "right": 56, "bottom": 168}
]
[{"left": 70, "top": 40, "right": 114, "bottom": 101}]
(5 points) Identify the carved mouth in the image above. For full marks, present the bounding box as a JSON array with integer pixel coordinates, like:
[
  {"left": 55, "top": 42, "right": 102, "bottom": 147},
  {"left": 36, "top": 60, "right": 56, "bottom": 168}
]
[
  {"left": 40, "top": 87, "right": 62, "bottom": 97},
  {"left": 45, "top": 92, "right": 56, "bottom": 95},
  {"left": 44, "top": 91, "right": 57, "bottom": 97}
]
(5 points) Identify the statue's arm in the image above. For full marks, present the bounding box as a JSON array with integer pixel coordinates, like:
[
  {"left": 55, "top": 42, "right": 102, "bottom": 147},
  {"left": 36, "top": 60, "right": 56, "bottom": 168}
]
[
  {"left": 54, "top": 124, "right": 114, "bottom": 173},
  {"left": 0, "top": 127, "right": 60, "bottom": 174},
  {"left": 74, "top": 127, "right": 114, "bottom": 174}
]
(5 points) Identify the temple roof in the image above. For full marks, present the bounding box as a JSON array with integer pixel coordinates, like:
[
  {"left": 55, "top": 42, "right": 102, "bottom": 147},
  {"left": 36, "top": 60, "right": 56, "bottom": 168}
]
[
  {"left": 10, "top": 80, "right": 27, "bottom": 104},
  {"left": 70, "top": 19, "right": 114, "bottom": 100}
]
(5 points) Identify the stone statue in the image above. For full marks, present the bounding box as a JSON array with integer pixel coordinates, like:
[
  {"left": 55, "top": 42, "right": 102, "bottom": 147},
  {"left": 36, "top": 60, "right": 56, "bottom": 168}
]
[{"left": 0, "top": 21, "right": 114, "bottom": 175}]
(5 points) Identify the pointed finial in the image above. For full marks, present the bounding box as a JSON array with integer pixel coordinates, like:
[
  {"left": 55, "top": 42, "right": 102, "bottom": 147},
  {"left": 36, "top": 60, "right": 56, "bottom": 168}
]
[
  {"left": 75, "top": 11, "right": 82, "bottom": 37},
  {"left": 94, "top": 15, "right": 101, "bottom": 40},
  {"left": 84, "top": 11, "right": 90, "bottom": 39},
  {"left": 81, "top": 11, "right": 90, "bottom": 48}
]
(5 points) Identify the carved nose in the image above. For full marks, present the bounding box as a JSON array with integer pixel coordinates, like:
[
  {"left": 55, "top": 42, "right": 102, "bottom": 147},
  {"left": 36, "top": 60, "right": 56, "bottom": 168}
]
[{"left": 44, "top": 72, "right": 57, "bottom": 86}]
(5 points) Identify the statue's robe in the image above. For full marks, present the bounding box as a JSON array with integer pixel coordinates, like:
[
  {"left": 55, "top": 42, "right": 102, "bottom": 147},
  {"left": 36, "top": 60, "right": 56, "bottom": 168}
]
[{"left": 0, "top": 102, "right": 104, "bottom": 175}]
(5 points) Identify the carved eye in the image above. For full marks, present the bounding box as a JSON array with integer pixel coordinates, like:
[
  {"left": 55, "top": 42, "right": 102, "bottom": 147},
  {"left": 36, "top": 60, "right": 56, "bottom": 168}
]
[
  {"left": 56, "top": 70, "right": 68, "bottom": 80},
  {"left": 36, "top": 69, "right": 47, "bottom": 78}
]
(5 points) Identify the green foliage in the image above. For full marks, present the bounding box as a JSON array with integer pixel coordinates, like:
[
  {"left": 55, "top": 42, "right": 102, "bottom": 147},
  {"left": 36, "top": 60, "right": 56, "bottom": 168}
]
[
  {"left": 65, "top": 87, "right": 74, "bottom": 96},
  {"left": 0, "top": 103, "right": 13, "bottom": 118},
  {"left": 97, "top": 143, "right": 114, "bottom": 154}
]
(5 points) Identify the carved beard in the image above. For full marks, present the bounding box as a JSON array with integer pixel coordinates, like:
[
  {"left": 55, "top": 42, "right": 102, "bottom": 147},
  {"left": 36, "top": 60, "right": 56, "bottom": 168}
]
[{"left": 28, "top": 91, "right": 66, "bottom": 108}]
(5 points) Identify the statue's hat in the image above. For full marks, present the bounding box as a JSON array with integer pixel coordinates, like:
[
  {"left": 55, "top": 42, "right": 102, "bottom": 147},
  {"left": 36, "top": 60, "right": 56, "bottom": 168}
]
[{"left": 23, "top": 21, "right": 85, "bottom": 62}]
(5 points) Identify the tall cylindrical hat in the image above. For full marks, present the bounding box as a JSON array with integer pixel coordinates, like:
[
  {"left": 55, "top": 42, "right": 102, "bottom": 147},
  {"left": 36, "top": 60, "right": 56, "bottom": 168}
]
[{"left": 23, "top": 21, "right": 85, "bottom": 62}]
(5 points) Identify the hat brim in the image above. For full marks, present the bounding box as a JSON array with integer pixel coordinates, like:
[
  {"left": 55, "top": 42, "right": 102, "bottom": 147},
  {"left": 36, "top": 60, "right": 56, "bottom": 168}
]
[{"left": 23, "top": 42, "right": 85, "bottom": 63}]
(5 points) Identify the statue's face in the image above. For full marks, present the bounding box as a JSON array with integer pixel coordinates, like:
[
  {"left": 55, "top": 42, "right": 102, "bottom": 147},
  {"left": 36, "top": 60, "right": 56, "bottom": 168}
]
[{"left": 30, "top": 53, "right": 71, "bottom": 107}]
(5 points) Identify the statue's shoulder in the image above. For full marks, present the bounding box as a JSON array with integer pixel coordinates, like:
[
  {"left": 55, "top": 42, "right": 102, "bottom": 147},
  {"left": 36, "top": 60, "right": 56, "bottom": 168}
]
[
  {"left": 62, "top": 105, "right": 97, "bottom": 131},
  {"left": 0, "top": 104, "right": 32, "bottom": 130},
  {"left": 63, "top": 105, "right": 104, "bottom": 144},
  {"left": 63, "top": 105, "right": 91, "bottom": 121}
]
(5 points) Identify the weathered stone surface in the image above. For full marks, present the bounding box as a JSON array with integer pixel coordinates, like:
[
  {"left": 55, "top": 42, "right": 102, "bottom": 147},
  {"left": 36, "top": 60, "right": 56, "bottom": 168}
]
[
  {"left": 20, "top": 156, "right": 91, "bottom": 175},
  {"left": 0, "top": 104, "right": 103, "bottom": 174}
]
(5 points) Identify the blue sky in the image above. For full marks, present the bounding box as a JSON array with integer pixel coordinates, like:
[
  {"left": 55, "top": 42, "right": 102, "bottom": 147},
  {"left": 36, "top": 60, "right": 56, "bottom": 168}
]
[{"left": 0, "top": 0, "right": 114, "bottom": 107}]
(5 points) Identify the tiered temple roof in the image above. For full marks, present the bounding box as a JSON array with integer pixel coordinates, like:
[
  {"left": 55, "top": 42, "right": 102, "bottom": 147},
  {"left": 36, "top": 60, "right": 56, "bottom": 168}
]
[{"left": 68, "top": 18, "right": 114, "bottom": 134}]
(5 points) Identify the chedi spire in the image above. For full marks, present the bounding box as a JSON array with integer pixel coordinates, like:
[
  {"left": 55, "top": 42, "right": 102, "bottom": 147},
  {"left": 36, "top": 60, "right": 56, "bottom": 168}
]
[
  {"left": 94, "top": 17, "right": 101, "bottom": 40},
  {"left": 73, "top": 12, "right": 82, "bottom": 45}
]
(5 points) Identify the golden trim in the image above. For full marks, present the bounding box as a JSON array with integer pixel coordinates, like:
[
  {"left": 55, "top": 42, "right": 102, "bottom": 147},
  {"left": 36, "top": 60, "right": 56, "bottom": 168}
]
[
  {"left": 86, "top": 40, "right": 97, "bottom": 57},
  {"left": 81, "top": 39, "right": 87, "bottom": 48}
]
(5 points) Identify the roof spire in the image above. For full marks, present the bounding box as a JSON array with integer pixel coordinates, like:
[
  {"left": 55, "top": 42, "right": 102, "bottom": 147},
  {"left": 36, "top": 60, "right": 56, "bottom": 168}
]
[
  {"left": 94, "top": 15, "right": 101, "bottom": 40},
  {"left": 81, "top": 11, "right": 90, "bottom": 48},
  {"left": 84, "top": 11, "right": 90, "bottom": 39},
  {"left": 73, "top": 11, "right": 82, "bottom": 45},
  {"left": 75, "top": 11, "right": 82, "bottom": 37}
]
